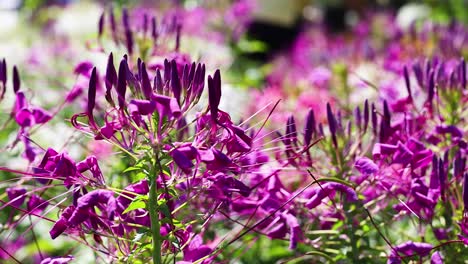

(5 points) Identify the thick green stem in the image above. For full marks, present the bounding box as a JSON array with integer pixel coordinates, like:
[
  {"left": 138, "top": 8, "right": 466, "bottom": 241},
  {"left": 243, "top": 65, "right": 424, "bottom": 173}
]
[
  {"left": 149, "top": 177, "right": 162, "bottom": 264},
  {"left": 149, "top": 148, "right": 162, "bottom": 264}
]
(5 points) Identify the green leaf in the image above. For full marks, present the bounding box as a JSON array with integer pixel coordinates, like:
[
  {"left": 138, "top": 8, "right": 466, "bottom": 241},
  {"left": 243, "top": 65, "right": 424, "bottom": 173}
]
[
  {"left": 123, "top": 166, "right": 142, "bottom": 173},
  {"left": 123, "top": 199, "right": 147, "bottom": 214}
]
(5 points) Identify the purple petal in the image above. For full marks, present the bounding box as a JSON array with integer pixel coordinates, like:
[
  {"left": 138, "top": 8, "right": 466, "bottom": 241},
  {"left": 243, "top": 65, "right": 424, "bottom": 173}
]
[
  {"left": 15, "top": 108, "right": 34, "bottom": 127},
  {"left": 40, "top": 255, "right": 74, "bottom": 264},
  {"left": 7, "top": 187, "right": 27, "bottom": 207},
  {"left": 27, "top": 194, "right": 49, "bottom": 214},
  {"left": 354, "top": 157, "right": 379, "bottom": 175},
  {"left": 74, "top": 61, "right": 93, "bottom": 76},
  {"left": 32, "top": 107, "right": 52, "bottom": 124}
]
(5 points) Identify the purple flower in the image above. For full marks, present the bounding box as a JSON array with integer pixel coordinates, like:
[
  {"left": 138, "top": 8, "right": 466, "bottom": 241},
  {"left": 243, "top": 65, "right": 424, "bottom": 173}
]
[
  {"left": 74, "top": 61, "right": 93, "bottom": 76},
  {"left": 392, "top": 241, "right": 433, "bottom": 257},
  {"left": 355, "top": 157, "right": 379, "bottom": 175},
  {"left": 128, "top": 99, "right": 156, "bottom": 115},
  {"left": 171, "top": 147, "right": 195, "bottom": 173},
  {"left": 182, "top": 235, "right": 212, "bottom": 263},
  {"left": 305, "top": 182, "right": 358, "bottom": 209},
  {"left": 431, "top": 251, "right": 443, "bottom": 264},
  {"left": 68, "top": 190, "right": 117, "bottom": 226},
  {"left": 40, "top": 255, "right": 74, "bottom": 264},
  {"left": 27, "top": 194, "right": 49, "bottom": 214},
  {"left": 50, "top": 206, "right": 75, "bottom": 239},
  {"left": 6, "top": 187, "right": 27, "bottom": 207}
]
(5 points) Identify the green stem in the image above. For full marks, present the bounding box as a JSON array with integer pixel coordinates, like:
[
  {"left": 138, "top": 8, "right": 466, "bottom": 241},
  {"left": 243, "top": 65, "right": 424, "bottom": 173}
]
[{"left": 149, "top": 149, "right": 162, "bottom": 264}]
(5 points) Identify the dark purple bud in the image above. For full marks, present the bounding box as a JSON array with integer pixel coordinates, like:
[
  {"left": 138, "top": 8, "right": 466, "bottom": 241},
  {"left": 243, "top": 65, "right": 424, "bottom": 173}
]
[
  {"left": 326, "top": 103, "right": 337, "bottom": 147},
  {"left": 463, "top": 172, "right": 468, "bottom": 211},
  {"left": 125, "top": 29, "right": 133, "bottom": 54},
  {"left": 154, "top": 69, "right": 163, "bottom": 94},
  {"left": 0, "top": 58, "right": 6, "bottom": 86},
  {"left": 429, "top": 155, "right": 439, "bottom": 189},
  {"left": 413, "top": 61, "right": 424, "bottom": 87},
  {"left": 303, "top": 109, "right": 316, "bottom": 146},
  {"left": 13, "top": 65, "right": 20, "bottom": 93},
  {"left": 193, "top": 64, "right": 206, "bottom": 99},
  {"left": 427, "top": 70, "right": 435, "bottom": 105},
  {"left": 142, "top": 13, "right": 148, "bottom": 35},
  {"left": 182, "top": 64, "right": 190, "bottom": 89},
  {"left": 355, "top": 106, "right": 361, "bottom": 131},
  {"left": 0, "top": 58, "right": 5, "bottom": 100},
  {"left": 122, "top": 8, "right": 130, "bottom": 30},
  {"left": 208, "top": 70, "right": 221, "bottom": 122},
  {"left": 109, "top": 9, "right": 116, "bottom": 37},
  {"left": 98, "top": 11, "right": 105, "bottom": 38},
  {"left": 140, "top": 62, "right": 152, "bottom": 100},
  {"left": 383, "top": 100, "right": 391, "bottom": 127},
  {"left": 175, "top": 24, "right": 181, "bottom": 51},
  {"left": 171, "top": 60, "right": 182, "bottom": 103},
  {"left": 371, "top": 103, "right": 377, "bottom": 135},
  {"left": 125, "top": 60, "right": 139, "bottom": 92},
  {"left": 363, "top": 99, "right": 369, "bottom": 133},
  {"left": 461, "top": 58, "right": 466, "bottom": 89},
  {"left": 105, "top": 53, "right": 117, "bottom": 104},
  {"left": 286, "top": 115, "right": 297, "bottom": 146},
  {"left": 438, "top": 158, "right": 446, "bottom": 201},
  {"left": 176, "top": 117, "right": 188, "bottom": 141},
  {"left": 137, "top": 58, "right": 142, "bottom": 80},
  {"left": 87, "top": 67, "right": 97, "bottom": 116},
  {"left": 151, "top": 16, "right": 158, "bottom": 40},
  {"left": 403, "top": 66, "right": 412, "bottom": 100},
  {"left": 188, "top": 62, "right": 196, "bottom": 88},
  {"left": 346, "top": 120, "right": 352, "bottom": 138},
  {"left": 163, "top": 59, "right": 171, "bottom": 84},
  {"left": 454, "top": 151, "right": 466, "bottom": 179},
  {"left": 117, "top": 59, "right": 127, "bottom": 109}
]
